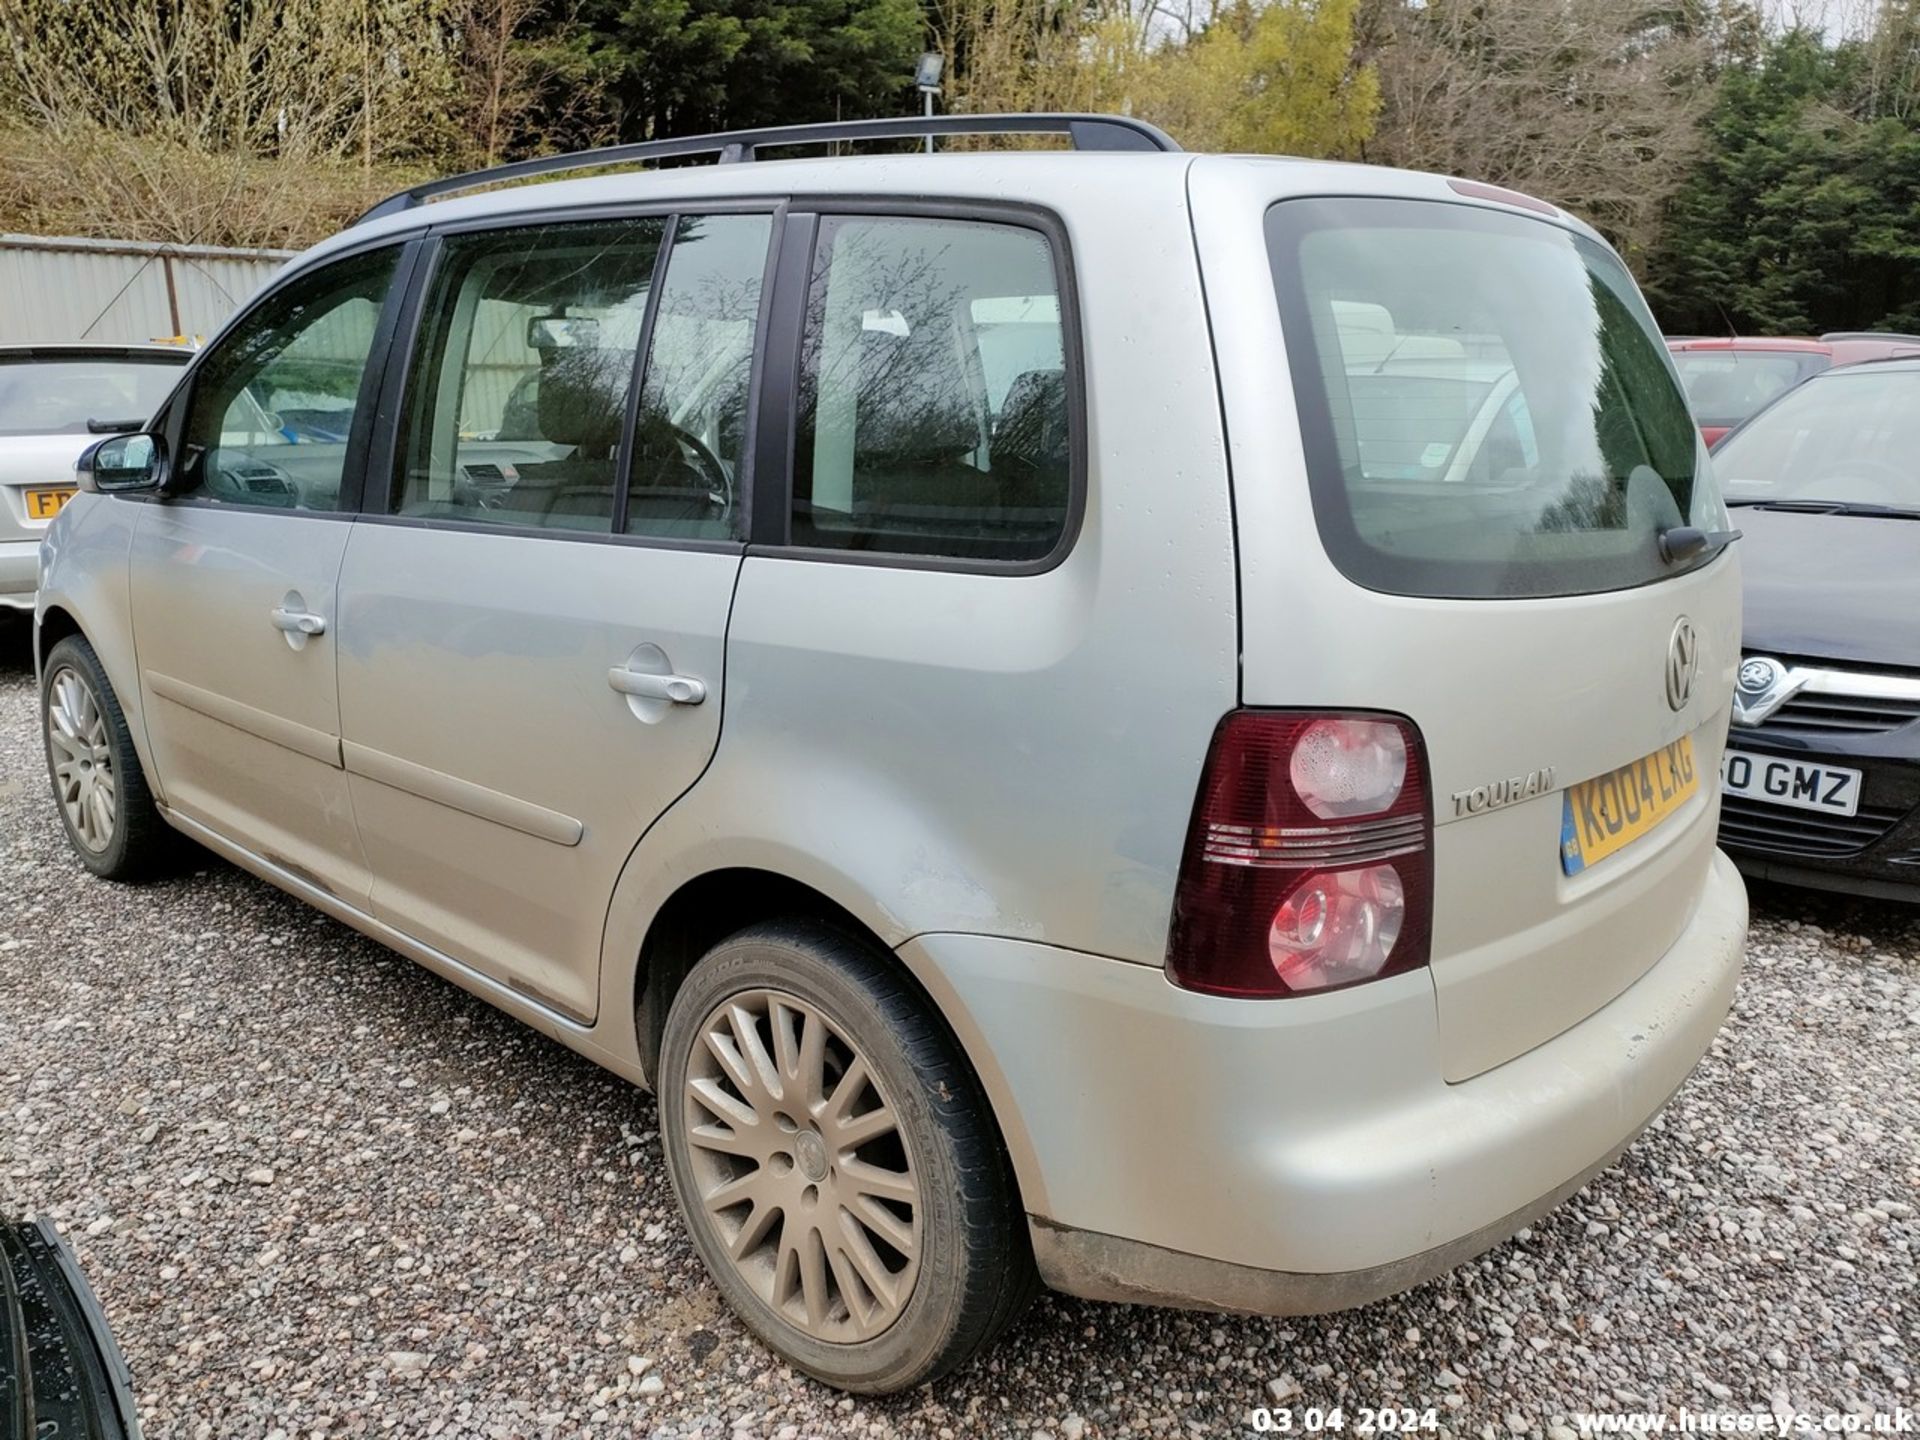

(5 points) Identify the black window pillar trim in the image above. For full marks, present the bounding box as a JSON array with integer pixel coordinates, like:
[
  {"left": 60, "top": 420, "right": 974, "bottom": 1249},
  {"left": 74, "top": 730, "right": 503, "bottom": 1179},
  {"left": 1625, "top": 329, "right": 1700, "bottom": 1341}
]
[
  {"left": 360, "top": 233, "right": 441, "bottom": 517},
  {"left": 751, "top": 210, "right": 817, "bottom": 549},
  {"left": 611, "top": 216, "right": 679, "bottom": 537},
  {"left": 354, "top": 235, "right": 433, "bottom": 518}
]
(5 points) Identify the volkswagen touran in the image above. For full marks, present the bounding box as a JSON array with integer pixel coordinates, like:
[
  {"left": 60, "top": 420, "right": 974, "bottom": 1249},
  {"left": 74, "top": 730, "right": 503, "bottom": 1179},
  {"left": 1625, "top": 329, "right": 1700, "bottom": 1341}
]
[{"left": 35, "top": 115, "right": 1748, "bottom": 1393}]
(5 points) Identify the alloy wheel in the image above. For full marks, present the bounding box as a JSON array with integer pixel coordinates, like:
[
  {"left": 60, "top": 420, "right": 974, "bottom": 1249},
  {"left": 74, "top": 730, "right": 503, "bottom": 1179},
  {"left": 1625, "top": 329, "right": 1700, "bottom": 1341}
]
[
  {"left": 681, "top": 988, "right": 922, "bottom": 1343},
  {"left": 46, "top": 665, "right": 116, "bottom": 853}
]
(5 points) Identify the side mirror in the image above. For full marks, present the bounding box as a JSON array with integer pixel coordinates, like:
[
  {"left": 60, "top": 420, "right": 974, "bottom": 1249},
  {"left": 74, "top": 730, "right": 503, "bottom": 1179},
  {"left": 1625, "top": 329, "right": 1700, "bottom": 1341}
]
[{"left": 75, "top": 432, "right": 166, "bottom": 495}]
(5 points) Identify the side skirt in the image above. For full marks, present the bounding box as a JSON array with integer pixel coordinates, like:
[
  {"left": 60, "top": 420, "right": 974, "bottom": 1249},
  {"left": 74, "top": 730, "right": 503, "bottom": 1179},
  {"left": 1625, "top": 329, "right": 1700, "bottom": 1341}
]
[{"left": 162, "top": 808, "right": 649, "bottom": 1089}]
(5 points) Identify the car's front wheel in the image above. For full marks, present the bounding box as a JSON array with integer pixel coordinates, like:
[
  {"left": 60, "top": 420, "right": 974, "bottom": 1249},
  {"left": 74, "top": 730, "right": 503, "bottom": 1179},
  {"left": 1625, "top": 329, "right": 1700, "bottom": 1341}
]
[
  {"left": 658, "top": 920, "right": 1034, "bottom": 1393},
  {"left": 41, "top": 634, "right": 172, "bottom": 881}
]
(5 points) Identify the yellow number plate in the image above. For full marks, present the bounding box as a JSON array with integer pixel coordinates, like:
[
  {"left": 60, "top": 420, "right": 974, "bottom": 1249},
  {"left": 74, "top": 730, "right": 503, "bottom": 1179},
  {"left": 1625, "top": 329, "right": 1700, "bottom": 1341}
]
[
  {"left": 25, "top": 487, "right": 76, "bottom": 520},
  {"left": 1560, "top": 736, "right": 1698, "bottom": 875}
]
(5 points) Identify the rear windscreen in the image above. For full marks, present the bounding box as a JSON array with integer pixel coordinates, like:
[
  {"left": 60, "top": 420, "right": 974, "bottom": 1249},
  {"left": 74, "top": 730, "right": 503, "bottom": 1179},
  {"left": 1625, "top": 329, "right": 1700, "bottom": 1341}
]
[
  {"left": 0, "top": 356, "right": 184, "bottom": 437},
  {"left": 1265, "top": 197, "right": 1719, "bottom": 599},
  {"left": 1670, "top": 350, "right": 1827, "bottom": 430}
]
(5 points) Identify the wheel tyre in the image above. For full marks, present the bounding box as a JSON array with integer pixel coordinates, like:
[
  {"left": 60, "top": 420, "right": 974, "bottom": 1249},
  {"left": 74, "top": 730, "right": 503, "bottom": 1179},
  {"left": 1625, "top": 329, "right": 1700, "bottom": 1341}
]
[
  {"left": 41, "top": 634, "right": 174, "bottom": 881},
  {"left": 659, "top": 919, "right": 1035, "bottom": 1393}
]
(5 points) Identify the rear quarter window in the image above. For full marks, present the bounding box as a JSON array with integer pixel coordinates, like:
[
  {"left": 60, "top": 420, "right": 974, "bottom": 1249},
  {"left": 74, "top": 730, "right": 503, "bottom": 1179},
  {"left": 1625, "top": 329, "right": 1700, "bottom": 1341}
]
[{"left": 1265, "top": 197, "right": 1718, "bottom": 599}]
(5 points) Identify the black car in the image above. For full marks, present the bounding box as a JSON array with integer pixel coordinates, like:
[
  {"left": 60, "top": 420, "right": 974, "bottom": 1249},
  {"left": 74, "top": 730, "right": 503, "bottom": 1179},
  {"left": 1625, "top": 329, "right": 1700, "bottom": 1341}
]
[
  {"left": 1711, "top": 358, "right": 1920, "bottom": 901},
  {"left": 1, "top": 1217, "right": 141, "bottom": 1436}
]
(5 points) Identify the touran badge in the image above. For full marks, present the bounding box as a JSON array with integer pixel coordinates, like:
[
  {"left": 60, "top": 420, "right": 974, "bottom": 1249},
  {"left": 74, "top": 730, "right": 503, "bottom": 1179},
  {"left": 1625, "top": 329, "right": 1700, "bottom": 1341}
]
[
  {"left": 1451, "top": 767, "right": 1556, "bottom": 818},
  {"left": 1666, "top": 617, "right": 1699, "bottom": 712}
]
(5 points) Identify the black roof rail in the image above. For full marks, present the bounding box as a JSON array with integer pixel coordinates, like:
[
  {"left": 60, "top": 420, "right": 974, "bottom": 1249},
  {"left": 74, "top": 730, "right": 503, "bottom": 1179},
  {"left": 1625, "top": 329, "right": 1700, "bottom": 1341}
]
[
  {"left": 1820, "top": 330, "right": 1920, "bottom": 345},
  {"left": 355, "top": 112, "right": 1181, "bottom": 225}
]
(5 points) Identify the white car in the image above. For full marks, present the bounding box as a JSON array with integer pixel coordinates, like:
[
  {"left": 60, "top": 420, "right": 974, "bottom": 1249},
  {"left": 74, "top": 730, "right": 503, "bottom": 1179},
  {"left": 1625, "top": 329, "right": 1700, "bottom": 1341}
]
[{"left": 0, "top": 344, "right": 190, "bottom": 613}]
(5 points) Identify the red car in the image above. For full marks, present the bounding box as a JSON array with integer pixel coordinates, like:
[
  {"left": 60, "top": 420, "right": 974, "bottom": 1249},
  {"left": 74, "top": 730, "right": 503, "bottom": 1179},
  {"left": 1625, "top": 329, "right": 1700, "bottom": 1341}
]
[{"left": 1666, "top": 333, "right": 1920, "bottom": 444}]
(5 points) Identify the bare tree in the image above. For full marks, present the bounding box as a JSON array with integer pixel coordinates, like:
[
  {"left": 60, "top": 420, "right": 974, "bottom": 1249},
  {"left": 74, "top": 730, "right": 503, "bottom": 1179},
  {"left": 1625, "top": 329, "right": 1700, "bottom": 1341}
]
[
  {"left": 1362, "top": 0, "right": 1731, "bottom": 260},
  {"left": 450, "top": 0, "right": 609, "bottom": 167},
  {"left": 0, "top": 0, "right": 462, "bottom": 166}
]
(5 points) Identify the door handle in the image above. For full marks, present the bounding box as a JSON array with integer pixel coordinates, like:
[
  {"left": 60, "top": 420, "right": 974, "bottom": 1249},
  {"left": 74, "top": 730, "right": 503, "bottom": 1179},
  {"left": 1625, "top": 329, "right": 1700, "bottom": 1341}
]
[
  {"left": 270, "top": 606, "right": 327, "bottom": 636},
  {"left": 607, "top": 666, "right": 705, "bottom": 706}
]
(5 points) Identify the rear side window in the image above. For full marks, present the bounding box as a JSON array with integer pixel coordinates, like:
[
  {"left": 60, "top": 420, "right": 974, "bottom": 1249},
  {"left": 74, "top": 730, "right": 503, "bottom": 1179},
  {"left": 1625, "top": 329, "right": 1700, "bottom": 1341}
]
[
  {"left": 396, "top": 218, "right": 666, "bottom": 531},
  {"left": 1266, "top": 198, "right": 1716, "bottom": 599},
  {"left": 791, "top": 216, "right": 1072, "bottom": 564}
]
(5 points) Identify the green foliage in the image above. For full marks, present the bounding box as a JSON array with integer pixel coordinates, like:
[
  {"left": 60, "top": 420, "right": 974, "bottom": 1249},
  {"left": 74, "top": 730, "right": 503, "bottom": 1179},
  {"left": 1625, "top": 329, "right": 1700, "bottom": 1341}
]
[
  {"left": 570, "top": 0, "right": 925, "bottom": 139},
  {"left": 1648, "top": 26, "right": 1920, "bottom": 334},
  {"left": 1148, "top": 0, "right": 1379, "bottom": 157},
  {"left": 934, "top": 0, "right": 1377, "bottom": 162}
]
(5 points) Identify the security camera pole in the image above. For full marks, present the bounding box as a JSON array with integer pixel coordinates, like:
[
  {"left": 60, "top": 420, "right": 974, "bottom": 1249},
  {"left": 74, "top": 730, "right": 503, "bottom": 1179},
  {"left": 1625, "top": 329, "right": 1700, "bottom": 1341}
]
[{"left": 915, "top": 52, "right": 944, "bottom": 154}]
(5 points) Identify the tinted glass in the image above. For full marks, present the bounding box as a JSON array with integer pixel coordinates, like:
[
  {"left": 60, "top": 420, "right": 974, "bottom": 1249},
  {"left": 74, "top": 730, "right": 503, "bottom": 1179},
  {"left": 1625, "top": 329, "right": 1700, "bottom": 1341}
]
[
  {"left": 1714, "top": 368, "right": 1920, "bottom": 510},
  {"left": 180, "top": 246, "right": 398, "bottom": 510},
  {"left": 625, "top": 213, "right": 770, "bottom": 541},
  {"left": 0, "top": 357, "right": 183, "bottom": 436},
  {"left": 1267, "top": 198, "right": 1717, "bottom": 599},
  {"left": 792, "top": 216, "right": 1071, "bottom": 562},
  {"left": 1670, "top": 351, "right": 1826, "bottom": 429},
  {"left": 397, "top": 218, "right": 664, "bottom": 531}
]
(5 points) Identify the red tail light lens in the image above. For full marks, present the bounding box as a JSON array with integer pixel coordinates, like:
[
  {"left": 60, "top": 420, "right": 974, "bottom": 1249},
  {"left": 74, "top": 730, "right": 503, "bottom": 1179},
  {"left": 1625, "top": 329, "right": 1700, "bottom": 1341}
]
[{"left": 1167, "top": 711, "right": 1433, "bottom": 998}]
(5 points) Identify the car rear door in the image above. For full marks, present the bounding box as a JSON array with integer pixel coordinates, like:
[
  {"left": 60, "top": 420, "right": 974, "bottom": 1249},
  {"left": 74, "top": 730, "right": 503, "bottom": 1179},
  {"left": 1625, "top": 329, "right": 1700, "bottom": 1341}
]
[
  {"left": 333, "top": 208, "right": 774, "bottom": 1023},
  {"left": 129, "top": 242, "right": 413, "bottom": 908},
  {"left": 1193, "top": 162, "right": 1743, "bottom": 1081}
]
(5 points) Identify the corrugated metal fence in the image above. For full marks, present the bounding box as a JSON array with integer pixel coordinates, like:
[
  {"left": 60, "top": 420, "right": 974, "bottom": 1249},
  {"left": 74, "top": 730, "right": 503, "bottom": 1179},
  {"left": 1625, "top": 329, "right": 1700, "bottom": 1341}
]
[{"left": 0, "top": 234, "right": 295, "bottom": 346}]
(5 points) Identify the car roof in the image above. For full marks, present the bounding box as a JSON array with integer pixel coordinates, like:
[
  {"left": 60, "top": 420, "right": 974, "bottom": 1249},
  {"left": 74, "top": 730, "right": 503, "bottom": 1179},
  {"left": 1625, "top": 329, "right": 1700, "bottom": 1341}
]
[
  {"left": 0, "top": 343, "right": 193, "bottom": 362},
  {"left": 1824, "top": 335, "right": 1920, "bottom": 362},
  {"left": 1665, "top": 336, "right": 1831, "bottom": 354},
  {"left": 300, "top": 150, "right": 1602, "bottom": 275},
  {"left": 1813, "top": 355, "right": 1920, "bottom": 377}
]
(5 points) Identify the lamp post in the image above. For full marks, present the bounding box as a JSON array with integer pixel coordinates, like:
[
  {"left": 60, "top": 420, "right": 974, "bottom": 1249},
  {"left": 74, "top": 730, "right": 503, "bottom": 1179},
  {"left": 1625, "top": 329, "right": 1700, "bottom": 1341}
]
[{"left": 915, "top": 52, "right": 944, "bottom": 154}]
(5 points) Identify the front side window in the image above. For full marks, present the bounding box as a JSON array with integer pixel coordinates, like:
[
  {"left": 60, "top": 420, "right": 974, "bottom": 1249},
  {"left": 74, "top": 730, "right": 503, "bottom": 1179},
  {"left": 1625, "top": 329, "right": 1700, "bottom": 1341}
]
[
  {"left": 792, "top": 216, "right": 1072, "bottom": 563},
  {"left": 1267, "top": 198, "right": 1718, "bottom": 599},
  {"left": 396, "top": 218, "right": 665, "bottom": 531},
  {"left": 179, "top": 246, "right": 399, "bottom": 510}
]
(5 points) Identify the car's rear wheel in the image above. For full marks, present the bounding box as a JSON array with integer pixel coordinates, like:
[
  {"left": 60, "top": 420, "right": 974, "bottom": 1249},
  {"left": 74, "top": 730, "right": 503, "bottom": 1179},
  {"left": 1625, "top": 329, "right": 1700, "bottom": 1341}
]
[
  {"left": 658, "top": 920, "right": 1034, "bottom": 1393},
  {"left": 41, "top": 635, "right": 172, "bottom": 881}
]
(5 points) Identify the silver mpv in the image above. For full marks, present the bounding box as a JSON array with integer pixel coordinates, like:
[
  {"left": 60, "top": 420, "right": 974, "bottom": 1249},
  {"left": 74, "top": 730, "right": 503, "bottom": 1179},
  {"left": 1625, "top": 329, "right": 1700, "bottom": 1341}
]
[{"left": 36, "top": 115, "right": 1748, "bottom": 1393}]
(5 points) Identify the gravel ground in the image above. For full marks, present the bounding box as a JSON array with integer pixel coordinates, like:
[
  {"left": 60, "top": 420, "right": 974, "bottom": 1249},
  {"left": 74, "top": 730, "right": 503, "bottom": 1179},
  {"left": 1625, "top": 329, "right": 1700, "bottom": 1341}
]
[{"left": 1, "top": 620, "right": 1915, "bottom": 1440}]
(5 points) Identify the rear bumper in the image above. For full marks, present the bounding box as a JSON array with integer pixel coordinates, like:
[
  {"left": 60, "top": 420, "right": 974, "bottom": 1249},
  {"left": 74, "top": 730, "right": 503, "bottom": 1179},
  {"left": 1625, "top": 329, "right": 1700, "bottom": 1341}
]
[
  {"left": 900, "top": 848, "right": 1747, "bottom": 1313},
  {"left": 0, "top": 538, "right": 38, "bottom": 609}
]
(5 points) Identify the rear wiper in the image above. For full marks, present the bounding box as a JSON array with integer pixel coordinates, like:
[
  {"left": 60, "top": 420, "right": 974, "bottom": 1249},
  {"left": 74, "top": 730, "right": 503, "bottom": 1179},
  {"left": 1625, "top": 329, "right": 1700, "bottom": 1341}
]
[
  {"left": 1725, "top": 498, "right": 1920, "bottom": 519},
  {"left": 85, "top": 417, "right": 142, "bottom": 434},
  {"left": 1656, "top": 524, "right": 1742, "bottom": 564}
]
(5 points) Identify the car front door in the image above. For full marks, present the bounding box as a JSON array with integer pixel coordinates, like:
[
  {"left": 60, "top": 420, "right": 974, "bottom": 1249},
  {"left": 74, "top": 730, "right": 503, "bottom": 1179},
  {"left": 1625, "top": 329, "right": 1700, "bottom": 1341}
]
[
  {"left": 130, "top": 241, "right": 412, "bottom": 907},
  {"left": 334, "top": 210, "right": 772, "bottom": 1022}
]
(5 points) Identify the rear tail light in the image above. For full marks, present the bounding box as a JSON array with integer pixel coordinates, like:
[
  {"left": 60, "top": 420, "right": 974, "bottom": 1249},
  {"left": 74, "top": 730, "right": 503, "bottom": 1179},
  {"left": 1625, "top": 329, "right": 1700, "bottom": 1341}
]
[{"left": 1167, "top": 711, "right": 1433, "bottom": 998}]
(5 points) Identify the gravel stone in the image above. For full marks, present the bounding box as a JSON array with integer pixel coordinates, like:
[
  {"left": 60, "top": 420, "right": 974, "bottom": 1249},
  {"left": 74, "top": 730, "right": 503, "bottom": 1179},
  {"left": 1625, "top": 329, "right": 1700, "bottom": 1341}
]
[{"left": 1, "top": 630, "right": 1916, "bottom": 1437}]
